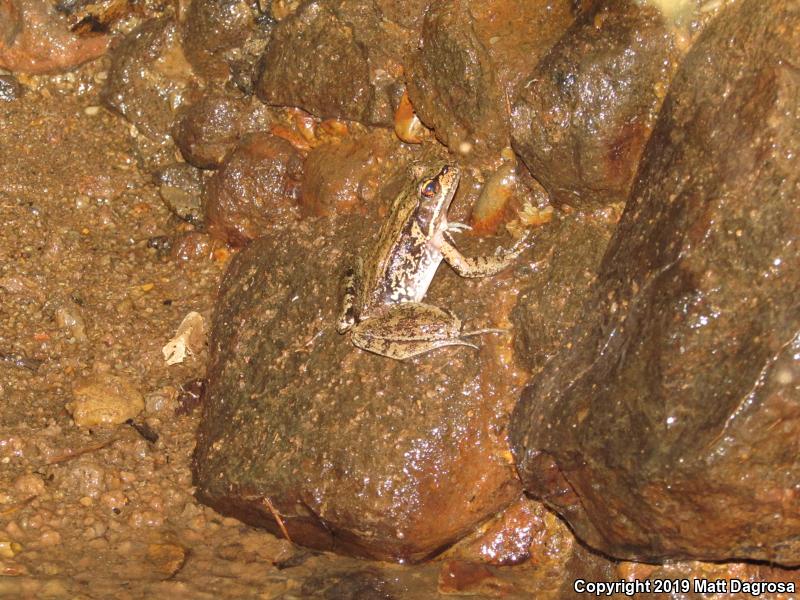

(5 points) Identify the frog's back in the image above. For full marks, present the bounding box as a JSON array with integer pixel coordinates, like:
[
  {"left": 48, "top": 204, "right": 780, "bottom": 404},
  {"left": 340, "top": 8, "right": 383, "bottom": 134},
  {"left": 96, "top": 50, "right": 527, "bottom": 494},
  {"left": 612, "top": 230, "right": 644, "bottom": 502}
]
[{"left": 358, "top": 190, "right": 420, "bottom": 312}]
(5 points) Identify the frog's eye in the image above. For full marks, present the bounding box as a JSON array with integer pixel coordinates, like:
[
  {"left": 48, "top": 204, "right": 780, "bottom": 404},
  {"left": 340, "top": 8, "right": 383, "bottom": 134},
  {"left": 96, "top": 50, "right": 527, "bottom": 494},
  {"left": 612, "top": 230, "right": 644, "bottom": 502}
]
[{"left": 420, "top": 179, "right": 440, "bottom": 199}]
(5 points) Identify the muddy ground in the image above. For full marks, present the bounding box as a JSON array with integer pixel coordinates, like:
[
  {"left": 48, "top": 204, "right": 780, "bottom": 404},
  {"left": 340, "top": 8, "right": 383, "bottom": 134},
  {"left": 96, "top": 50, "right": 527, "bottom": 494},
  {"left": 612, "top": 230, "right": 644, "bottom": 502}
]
[
  {"left": 1, "top": 27, "right": 799, "bottom": 600},
  {"left": 0, "top": 58, "right": 594, "bottom": 599}
]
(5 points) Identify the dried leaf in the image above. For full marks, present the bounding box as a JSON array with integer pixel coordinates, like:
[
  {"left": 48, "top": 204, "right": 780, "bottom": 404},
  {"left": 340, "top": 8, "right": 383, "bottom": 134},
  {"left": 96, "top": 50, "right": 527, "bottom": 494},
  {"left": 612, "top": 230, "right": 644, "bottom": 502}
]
[{"left": 162, "top": 312, "right": 205, "bottom": 365}]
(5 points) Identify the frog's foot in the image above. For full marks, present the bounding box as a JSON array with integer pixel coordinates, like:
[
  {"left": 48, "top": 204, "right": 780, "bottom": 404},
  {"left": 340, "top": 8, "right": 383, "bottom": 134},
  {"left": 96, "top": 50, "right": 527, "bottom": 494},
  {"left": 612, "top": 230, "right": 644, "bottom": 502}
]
[
  {"left": 349, "top": 302, "right": 486, "bottom": 360},
  {"left": 461, "top": 327, "right": 507, "bottom": 337},
  {"left": 446, "top": 222, "right": 472, "bottom": 233}
]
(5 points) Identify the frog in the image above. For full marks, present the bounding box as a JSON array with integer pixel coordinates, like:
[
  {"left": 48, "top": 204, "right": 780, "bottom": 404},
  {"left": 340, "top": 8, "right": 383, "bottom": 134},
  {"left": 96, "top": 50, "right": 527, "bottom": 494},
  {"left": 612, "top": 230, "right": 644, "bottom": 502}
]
[{"left": 336, "top": 163, "right": 530, "bottom": 360}]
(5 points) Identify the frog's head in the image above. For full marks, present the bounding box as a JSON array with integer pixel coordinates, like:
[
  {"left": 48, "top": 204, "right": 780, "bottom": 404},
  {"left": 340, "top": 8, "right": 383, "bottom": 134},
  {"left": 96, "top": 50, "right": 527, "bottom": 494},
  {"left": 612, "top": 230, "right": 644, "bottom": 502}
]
[{"left": 414, "top": 164, "right": 460, "bottom": 235}]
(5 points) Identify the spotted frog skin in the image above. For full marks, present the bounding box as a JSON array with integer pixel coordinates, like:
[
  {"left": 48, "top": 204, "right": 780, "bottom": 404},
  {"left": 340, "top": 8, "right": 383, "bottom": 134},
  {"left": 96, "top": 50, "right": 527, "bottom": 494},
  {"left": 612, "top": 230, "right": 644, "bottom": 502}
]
[{"left": 337, "top": 164, "right": 530, "bottom": 360}]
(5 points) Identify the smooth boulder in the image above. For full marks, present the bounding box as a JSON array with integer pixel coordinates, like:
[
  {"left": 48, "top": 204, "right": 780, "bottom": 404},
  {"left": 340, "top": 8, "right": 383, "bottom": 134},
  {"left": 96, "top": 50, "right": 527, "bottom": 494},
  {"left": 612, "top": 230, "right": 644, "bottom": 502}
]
[
  {"left": 255, "top": 0, "right": 415, "bottom": 126},
  {"left": 510, "top": 0, "right": 681, "bottom": 208},
  {"left": 193, "top": 214, "right": 532, "bottom": 561},
  {"left": 512, "top": 0, "right": 800, "bottom": 565},
  {"left": 407, "top": 0, "right": 576, "bottom": 161}
]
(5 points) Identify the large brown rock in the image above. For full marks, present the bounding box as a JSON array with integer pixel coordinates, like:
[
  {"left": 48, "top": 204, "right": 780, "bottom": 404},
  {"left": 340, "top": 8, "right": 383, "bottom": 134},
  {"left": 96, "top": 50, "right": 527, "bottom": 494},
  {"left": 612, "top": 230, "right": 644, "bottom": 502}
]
[
  {"left": 103, "top": 18, "right": 198, "bottom": 142},
  {"left": 510, "top": 0, "right": 681, "bottom": 208},
  {"left": 511, "top": 210, "right": 618, "bottom": 373},
  {"left": 181, "top": 0, "right": 257, "bottom": 78},
  {"left": 255, "top": 0, "right": 415, "bottom": 126},
  {"left": 511, "top": 0, "right": 800, "bottom": 565},
  {"left": 406, "top": 0, "right": 577, "bottom": 161},
  {"left": 193, "top": 213, "right": 533, "bottom": 562},
  {"left": 172, "top": 92, "right": 272, "bottom": 169},
  {"left": 180, "top": 0, "right": 270, "bottom": 90},
  {"left": 203, "top": 132, "right": 303, "bottom": 246}
]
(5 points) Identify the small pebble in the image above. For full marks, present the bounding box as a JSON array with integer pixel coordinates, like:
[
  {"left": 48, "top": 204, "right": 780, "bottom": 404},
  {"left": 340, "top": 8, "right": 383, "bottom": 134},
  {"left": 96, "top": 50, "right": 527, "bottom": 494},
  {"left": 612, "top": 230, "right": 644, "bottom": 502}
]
[
  {"left": 13, "top": 473, "right": 45, "bottom": 498},
  {"left": 68, "top": 374, "right": 144, "bottom": 427},
  {"left": 146, "top": 543, "right": 187, "bottom": 578},
  {"left": 39, "top": 530, "right": 61, "bottom": 547},
  {"left": 145, "top": 387, "right": 176, "bottom": 414},
  {"left": 0, "top": 540, "right": 22, "bottom": 558}
]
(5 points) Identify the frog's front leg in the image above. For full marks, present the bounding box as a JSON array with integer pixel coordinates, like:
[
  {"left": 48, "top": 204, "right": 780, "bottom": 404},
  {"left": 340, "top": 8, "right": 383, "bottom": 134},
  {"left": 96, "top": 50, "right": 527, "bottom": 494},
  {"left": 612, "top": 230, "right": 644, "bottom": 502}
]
[
  {"left": 438, "top": 232, "right": 530, "bottom": 278},
  {"left": 337, "top": 258, "right": 363, "bottom": 334},
  {"left": 350, "top": 302, "right": 502, "bottom": 360}
]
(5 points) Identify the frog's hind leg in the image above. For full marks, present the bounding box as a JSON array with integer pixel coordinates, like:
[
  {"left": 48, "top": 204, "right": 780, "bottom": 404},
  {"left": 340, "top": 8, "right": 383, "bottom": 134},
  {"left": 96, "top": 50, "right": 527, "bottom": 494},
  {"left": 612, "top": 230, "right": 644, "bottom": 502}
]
[
  {"left": 352, "top": 330, "right": 480, "bottom": 361},
  {"left": 337, "top": 258, "right": 362, "bottom": 334},
  {"left": 349, "top": 302, "right": 488, "bottom": 360}
]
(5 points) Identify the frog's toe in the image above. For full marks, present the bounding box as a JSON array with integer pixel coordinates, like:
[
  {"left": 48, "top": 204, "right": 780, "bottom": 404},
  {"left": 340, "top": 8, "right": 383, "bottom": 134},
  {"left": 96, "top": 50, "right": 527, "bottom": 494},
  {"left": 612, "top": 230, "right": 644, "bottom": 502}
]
[
  {"left": 447, "top": 222, "right": 472, "bottom": 233},
  {"left": 462, "top": 327, "right": 508, "bottom": 337}
]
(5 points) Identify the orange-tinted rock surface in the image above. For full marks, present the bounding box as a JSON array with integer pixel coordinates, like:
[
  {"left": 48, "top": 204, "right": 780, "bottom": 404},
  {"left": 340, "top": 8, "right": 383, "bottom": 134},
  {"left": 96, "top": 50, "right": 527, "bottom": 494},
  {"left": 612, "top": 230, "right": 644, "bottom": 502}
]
[
  {"left": 300, "top": 130, "right": 416, "bottom": 216},
  {"left": 0, "top": 0, "right": 109, "bottom": 73}
]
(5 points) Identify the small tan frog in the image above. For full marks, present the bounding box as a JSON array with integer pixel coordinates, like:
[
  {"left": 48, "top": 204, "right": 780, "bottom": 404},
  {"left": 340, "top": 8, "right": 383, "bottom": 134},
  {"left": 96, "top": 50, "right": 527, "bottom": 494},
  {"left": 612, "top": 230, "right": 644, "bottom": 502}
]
[{"left": 337, "top": 164, "right": 530, "bottom": 360}]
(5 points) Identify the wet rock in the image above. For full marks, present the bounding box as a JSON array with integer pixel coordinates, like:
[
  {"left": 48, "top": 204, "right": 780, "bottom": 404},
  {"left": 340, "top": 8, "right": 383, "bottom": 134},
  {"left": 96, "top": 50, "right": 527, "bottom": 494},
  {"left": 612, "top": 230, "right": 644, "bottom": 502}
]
[
  {"left": 407, "top": 0, "right": 576, "bottom": 161},
  {"left": 510, "top": 0, "right": 681, "bottom": 208},
  {"left": 0, "top": 74, "right": 21, "bottom": 101},
  {"left": 0, "top": 0, "right": 109, "bottom": 73},
  {"left": 300, "top": 129, "right": 414, "bottom": 215},
  {"left": 203, "top": 132, "right": 303, "bottom": 246},
  {"left": 194, "top": 216, "right": 528, "bottom": 561},
  {"left": 255, "top": 0, "right": 412, "bottom": 126},
  {"left": 182, "top": 0, "right": 272, "bottom": 95},
  {"left": 180, "top": 0, "right": 266, "bottom": 82},
  {"left": 511, "top": 0, "right": 800, "bottom": 565},
  {"left": 103, "top": 18, "right": 197, "bottom": 142},
  {"left": 446, "top": 497, "right": 553, "bottom": 565},
  {"left": 512, "top": 211, "right": 617, "bottom": 372},
  {"left": 156, "top": 163, "right": 203, "bottom": 225},
  {"left": 69, "top": 374, "right": 145, "bottom": 427},
  {"left": 172, "top": 93, "right": 272, "bottom": 169}
]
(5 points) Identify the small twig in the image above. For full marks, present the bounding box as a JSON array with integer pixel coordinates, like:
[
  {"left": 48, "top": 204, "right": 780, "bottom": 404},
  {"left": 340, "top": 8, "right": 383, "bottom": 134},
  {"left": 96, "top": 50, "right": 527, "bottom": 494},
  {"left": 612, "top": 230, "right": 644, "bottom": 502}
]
[
  {"left": 45, "top": 437, "right": 117, "bottom": 465},
  {"left": 263, "top": 497, "right": 292, "bottom": 543},
  {"left": 125, "top": 419, "right": 159, "bottom": 443}
]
